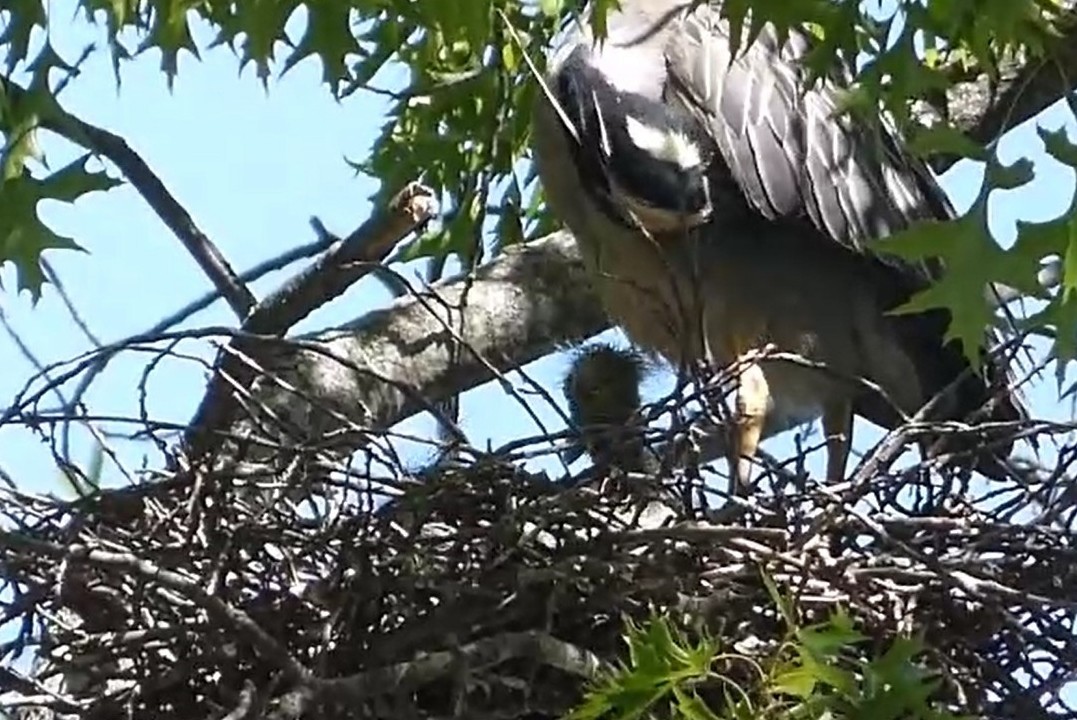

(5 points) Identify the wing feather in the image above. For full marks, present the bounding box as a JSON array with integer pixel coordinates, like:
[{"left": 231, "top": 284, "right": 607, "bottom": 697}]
[{"left": 664, "top": 7, "right": 950, "bottom": 282}]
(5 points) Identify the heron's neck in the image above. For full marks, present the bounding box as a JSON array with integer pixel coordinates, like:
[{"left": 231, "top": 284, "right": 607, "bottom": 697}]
[{"left": 579, "top": 0, "right": 693, "bottom": 97}]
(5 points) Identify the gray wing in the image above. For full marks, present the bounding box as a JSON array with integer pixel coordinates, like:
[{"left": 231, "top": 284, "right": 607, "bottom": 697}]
[{"left": 664, "top": 8, "right": 949, "bottom": 282}]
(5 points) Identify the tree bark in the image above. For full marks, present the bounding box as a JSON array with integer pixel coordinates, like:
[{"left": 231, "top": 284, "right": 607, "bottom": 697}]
[{"left": 248, "top": 231, "right": 607, "bottom": 441}]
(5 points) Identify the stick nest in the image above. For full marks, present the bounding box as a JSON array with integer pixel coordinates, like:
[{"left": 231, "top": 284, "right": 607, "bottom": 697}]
[{"left": 2, "top": 437, "right": 1077, "bottom": 720}]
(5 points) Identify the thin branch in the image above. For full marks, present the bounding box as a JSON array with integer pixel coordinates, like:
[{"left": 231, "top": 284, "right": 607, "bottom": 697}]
[
  {"left": 201, "top": 231, "right": 607, "bottom": 454},
  {"left": 6, "top": 81, "right": 257, "bottom": 319},
  {"left": 245, "top": 181, "right": 439, "bottom": 335},
  {"left": 140, "top": 219, "right": 344, "bottom": 335},
  {"left": 41, "top": 259, "right": 102, "bottom": 349},
  {"left": 210, "top": 42, "right": 1077, "bottom": 456},
  {"left": 55, "top": 220, "right": 346, "bottom": 461}
]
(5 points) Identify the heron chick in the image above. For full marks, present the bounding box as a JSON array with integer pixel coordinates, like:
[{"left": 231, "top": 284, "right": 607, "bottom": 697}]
[{"left": 562, "top": 343, "right": 656, "bottom": 474}]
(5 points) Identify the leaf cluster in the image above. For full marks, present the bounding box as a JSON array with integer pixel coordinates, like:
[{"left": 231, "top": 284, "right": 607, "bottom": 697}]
[{"left": 569, "top": 576, "right": 965, "bottom": 720}]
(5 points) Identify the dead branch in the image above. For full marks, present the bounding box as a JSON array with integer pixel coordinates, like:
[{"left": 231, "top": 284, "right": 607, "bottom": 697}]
[
  {"left": 2, "top": 438, "right": 1077, "bottom": 719},
  {"left": 194, "top": 230, "right": 607, "bottom": 478},
  {"left": 4, "top": 12, "right": 1077, "bottom": 720},
  {"left": 266, "top": 631, "right": 605, "bottom": 719},
  {"left": 185, "top": 182, "right": 441, "bottom": 459}
]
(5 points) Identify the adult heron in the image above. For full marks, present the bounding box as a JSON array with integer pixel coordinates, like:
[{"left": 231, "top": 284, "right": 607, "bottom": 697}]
[{"left": 530, "top": 0, "right": 1024, "bottom": 487}]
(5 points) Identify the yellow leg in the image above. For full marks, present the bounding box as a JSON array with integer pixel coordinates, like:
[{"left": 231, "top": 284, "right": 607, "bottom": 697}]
[
  {"left": 729, "top": 361, "right": 769, "bottom": 493},
  {"left": 822, "top": 401, "right": 853, "bottom": 483}
]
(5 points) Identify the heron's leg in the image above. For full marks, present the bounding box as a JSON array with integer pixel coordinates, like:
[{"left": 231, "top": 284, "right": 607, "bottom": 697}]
[
  {"left": 730, "top": 361, "right": 769, "bottom": 492},
  {"left": 821, "top": 401, "right": 853, "bottom": 483}
]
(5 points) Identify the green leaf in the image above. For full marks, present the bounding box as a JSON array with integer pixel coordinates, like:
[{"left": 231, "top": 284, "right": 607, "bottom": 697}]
[
  {"left": 761, "top": 569, "right": 798, "bottom": 631},
  {"left": 37, "top": 155, "right": 121, "bottom": 201},
  {"left": 0, "top": 155, "right": 120, "bottom": 298},
  {"left": 857, "top": 635, "right": 940, "bottom": 719},
  {"left": 867, "top": 635, "right": 927, "bottom": 684},
  {"left": 773, "top": 666, "right": 817, "bottom": 698},
  {"left": 218, "top": 0, "right": 298, "bottom": 84},
  {"left": 568, "top": 615, "right": 720, "bottom": 720},
  {"left": 1029, "top": 297, "right": 1077, "bottom": 388},
  {"left": 1, "top": 80, "right": 61, "bottom": 181},
  {"left": 1006, "top": 188, "right": 1077, "bottom": 377},
  {"left": 624, "top": 615, "right": 675, "bottom": 679},
  {"left": 590, "top": 0, "right": 618, "bottom": 40},
  {"left": 282, "top": 0, "right": 361, "bottom": 89},
  {"left": 140, "top": 0, "right": 202, "bottom": 83},
  {"left": 568, "top": 667, "right": 667, "bottom": 720},
  {"left": 908, "top": 122, "right": 990, "bottom": 162},
  {"left": 539, "top": 0, "right": 564, "bottom": 18},
  {"left": 718, "top": 0, "right": 774, "bottom": 63},
  {"left": 1038, "top": 124, "right": 1077, "bottom": 169},
  {"left": 796, "top": 648, "right": 856, "bottom": 694},
  {"left": 984, "top": 155, "right": 1036, "bottom": 190},
  {"left": 796, "top": 616, "right": 866, "bottom": 660},
  {"left": 1008, "top": 218, "right": 1072, "bottom": 300},
  {"left": 0, "top": 0, "right": 48, "bottom": 72},
  {"left": 672, "top": 686, "right": 722, "bottom": 720},
  {"left": 874, "top": 207, "right": 1014, "bottom": 365}
]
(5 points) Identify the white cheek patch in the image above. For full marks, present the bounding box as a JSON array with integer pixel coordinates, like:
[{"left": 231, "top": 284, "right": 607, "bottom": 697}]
[{"left": 624, "top": 116, "right": 703, "bottom": 169}]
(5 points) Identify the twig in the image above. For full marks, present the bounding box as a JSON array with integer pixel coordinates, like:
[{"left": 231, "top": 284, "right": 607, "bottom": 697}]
[
  {"left": 57, "top": 225, "right": 343, "bottom": 461},
  {"left": 0, "top": 531, "right": 312, "bottom": 684},
  {"left": 245, "top": 181, "right": 439, "bottom": 335}
]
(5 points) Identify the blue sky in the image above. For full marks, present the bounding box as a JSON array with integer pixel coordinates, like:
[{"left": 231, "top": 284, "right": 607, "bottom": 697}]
[{"left": 1, "top": 2, "right": 1076, "bottom": 497}]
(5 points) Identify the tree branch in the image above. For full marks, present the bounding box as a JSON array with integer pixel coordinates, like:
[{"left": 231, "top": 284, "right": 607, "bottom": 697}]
[
  {"left": 219, "top": 42, "right": 1077, "bottom": 454},
  {"left": 0, "top": 531, "right": 311, "bottom": 684},
  {"left": 242, "top": 231, "right": 607, "bottom": 441},
  {"left": 185, "top": 182, "right": 441, "bottom": 456},
  {"left": 9, "top": 82, "right": 257, "bottom": 319},
  {"left": 245, "top": 181, "right": 439, "bottom": 335},
  {"left": 88, "top": 12, "right": 1056, "bottom": 464},
  {"left": 934, "top": 3, "right": 1077, "bottom": 171}
]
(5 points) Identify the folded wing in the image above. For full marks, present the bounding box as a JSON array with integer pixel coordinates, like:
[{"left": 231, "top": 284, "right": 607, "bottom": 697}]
[{"left": 664, "top": 9, "right": 948, "bottom": 284}]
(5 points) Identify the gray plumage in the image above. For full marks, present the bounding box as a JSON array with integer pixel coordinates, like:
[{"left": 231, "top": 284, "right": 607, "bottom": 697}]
[{"left": 531, "top": 0, "right": 1023, "bottom": 485}]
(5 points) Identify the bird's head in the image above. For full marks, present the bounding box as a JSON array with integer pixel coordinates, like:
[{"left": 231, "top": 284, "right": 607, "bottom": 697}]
[
  {"left": 536, "top": 1, "right": 716, "bottom": 235},
  {"left": 561, "top": 343, "right": 655, "bottom": 473}
]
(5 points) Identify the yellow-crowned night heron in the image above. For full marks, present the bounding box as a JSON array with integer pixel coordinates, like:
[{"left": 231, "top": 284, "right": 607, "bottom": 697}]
[{"left": 531, "top": 0, "right": 1024, "bottom": 487}]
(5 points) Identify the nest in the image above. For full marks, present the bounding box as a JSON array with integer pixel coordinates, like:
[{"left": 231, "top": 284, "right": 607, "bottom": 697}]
[{"left": 2, "top": 424, "right": 1077, "bottom": 720}]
